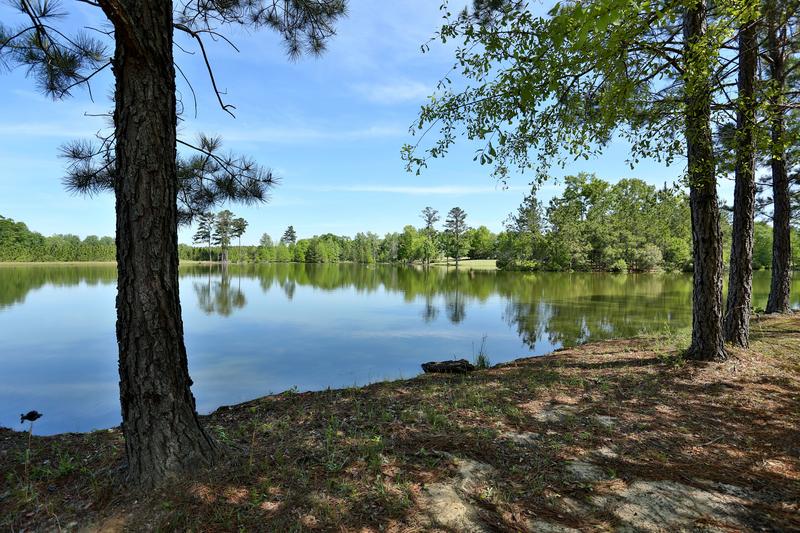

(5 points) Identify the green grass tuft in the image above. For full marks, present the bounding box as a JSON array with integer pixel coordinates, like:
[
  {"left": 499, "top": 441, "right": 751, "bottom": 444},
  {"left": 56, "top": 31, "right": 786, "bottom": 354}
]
[{"left": 473, "top": 334, "right": 491, "bottom": 369}]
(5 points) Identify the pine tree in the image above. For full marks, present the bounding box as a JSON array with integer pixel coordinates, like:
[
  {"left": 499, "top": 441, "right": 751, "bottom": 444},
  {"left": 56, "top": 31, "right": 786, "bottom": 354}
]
[
  {"left": 1, "top": 0, "right": 346, "bottom": 486},
  {"left": 231, "top": 217, "right": 249, "bottom": 262},
  {"left": 724, "top": 4, "right": 759, "bottom": 347},
  {"left": 444, "top": 207, "right": 469, "bottom": 268},
  {"left": 421, "top": 207, "right": 440, "bottom": 234},
  {"left": 281, "top": 225, "right": 297, "bottom": 245},
  {"left": 192, "top": 213, "right": 216, "bottom": 261},
  {"left": 765, "top": 0, "right": 797, "bottom": 314},
  {"left": 213, "top": 210, "right": 234, "bottom": 263}
]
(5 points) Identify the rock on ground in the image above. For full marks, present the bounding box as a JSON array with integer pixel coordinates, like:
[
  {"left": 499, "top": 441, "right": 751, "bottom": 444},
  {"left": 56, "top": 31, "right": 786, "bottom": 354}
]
[
  {"left": 595, "top": 479, "right": 754, "bottom": 532},
  {"left": 419, "top": 454, "right": 494, "bottom": 532},
  {"left": 421, "top": 483, "right": 487, "bottom": 533}
]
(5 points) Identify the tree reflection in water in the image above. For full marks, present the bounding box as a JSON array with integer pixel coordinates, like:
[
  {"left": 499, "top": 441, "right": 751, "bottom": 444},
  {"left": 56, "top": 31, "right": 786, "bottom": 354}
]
[
  {"left": 192, "top": 266, "right": 246, "bottom": 316},
  {"left": 2, "top": 263, "right": 798, "bottom": 349}
]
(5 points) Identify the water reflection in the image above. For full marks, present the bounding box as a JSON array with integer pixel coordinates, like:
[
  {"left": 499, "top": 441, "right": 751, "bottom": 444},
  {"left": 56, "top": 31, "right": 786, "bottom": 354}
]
[
  {"left": 193, "top": 268, "right": 247, "bottom": 316},
  {"left": 180, "top": 263, "right": 798, "bottom": 348},
  {"left": 0, "top": 264, "right": 116, "bottom": 309},
  {"left": 1, "top": 263, "right": 798, "bottom": 434},
  {"left": 2, "top": 263, "right": 799, "bottom": 350},
  {"left": 422, "top": 295, "right": 438, "bottom": 323}
]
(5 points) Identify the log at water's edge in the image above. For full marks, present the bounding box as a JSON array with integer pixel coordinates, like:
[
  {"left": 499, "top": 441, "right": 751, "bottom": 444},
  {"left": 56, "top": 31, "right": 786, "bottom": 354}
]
[{"left": 421, "top": 359, "right": 475, "bottom": 374}]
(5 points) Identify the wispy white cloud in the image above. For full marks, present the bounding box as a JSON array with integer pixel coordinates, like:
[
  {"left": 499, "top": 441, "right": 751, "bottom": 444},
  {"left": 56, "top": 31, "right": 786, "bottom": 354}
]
[
  {"left": 353, "top": 80, "right": 431, "bottom": 104},
  {"left": 187, "top": 123, "right": 406, "bottom": 144},
  {"left": 0, "top": 119, "right": 404, "bottom": 145},
  {"left": 0, "top": 121, "right": 107, "bottom": 138},
  {"left": 303, "top": 184, "right": 514, "bottom": 195}
]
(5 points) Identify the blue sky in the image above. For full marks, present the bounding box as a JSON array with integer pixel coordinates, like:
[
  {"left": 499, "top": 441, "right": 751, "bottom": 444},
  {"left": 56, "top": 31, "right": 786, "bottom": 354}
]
[{"left": 0, "top": 1, "right": 733, "bottom": 244}]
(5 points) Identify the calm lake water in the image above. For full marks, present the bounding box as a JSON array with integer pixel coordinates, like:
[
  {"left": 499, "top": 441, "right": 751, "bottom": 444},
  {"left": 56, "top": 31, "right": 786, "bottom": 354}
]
[{"left": 1, "top": 263, "right": 797, "bottom": 435}]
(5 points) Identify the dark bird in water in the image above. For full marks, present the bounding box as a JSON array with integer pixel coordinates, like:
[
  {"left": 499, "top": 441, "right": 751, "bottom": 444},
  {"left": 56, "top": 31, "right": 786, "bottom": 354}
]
[{"left": 20, "top": 410, "right": 42, "bottom": 424}]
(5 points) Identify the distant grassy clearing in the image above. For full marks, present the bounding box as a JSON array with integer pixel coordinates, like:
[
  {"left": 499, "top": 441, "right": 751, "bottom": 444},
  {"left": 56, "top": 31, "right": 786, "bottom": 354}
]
[{"left": 430, "top": 259, "right": 497, "bottom": 270}]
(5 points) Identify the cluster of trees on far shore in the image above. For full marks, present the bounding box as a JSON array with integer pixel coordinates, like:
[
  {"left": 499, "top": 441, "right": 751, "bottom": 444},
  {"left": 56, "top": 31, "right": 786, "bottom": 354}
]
[
  {"left": 0, "top": 216, "right": 115, "bottom": 262},
  {"left": 177, "top": 175, "right": 799, "bottom": 272},
  {"left": 180, "top": 206, "right": 493, "bottom": 266},
  {"left": 497, "top": 174, "right": 799, "bottom": 273}
]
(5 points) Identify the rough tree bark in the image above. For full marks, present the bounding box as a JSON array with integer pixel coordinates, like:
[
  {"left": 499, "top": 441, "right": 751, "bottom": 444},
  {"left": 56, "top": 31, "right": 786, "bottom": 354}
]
[
  {"left": 724, "top": 15, "right": 758, "bottom": 347},
  {"left": 101, "top": 0, "right": 218, "bottom": 487},
  {"left": 766, "top": 6, "right": 793, "bottom": 314},
  {"left": 684, "top": 0, "right": 727, "bottom": 361}
]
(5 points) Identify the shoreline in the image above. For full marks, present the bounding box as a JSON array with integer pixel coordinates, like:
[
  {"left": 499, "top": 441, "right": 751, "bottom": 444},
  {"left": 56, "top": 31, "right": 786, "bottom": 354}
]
[
  {"left": 2, "top": 313, "right": 798, "bottom": 531},
  {"left": 0, "top": 261, "right": 117, "bottom": 266},
  {"left": 3, "top": 260, "right": 798, "bottom": 274}
]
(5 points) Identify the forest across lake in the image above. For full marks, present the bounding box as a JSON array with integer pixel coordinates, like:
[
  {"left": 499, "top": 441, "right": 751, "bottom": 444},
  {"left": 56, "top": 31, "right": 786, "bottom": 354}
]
[{"left": 2, "top": 262, "right": 798, "bottom": 435}]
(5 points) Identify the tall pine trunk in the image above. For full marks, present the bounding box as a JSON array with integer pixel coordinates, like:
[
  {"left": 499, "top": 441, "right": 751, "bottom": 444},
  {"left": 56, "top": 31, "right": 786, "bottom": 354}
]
[
  {"left": 724, "top": 16, "right": 758, "bottom": 347},
  {"left": 766, "top": 7, "right": 792, "bottom": 314},
  {"left": 684, "top": 0, "right": 726, "bottom": 361},
  {"left": 102, "top": 0, "right": 218, "bottom": 487}
]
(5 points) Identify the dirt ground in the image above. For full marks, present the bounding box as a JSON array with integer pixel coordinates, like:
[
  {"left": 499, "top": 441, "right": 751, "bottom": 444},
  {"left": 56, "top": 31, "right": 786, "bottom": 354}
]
[{"left": 2, "top": 314, "right": 798, "bottom": 532}]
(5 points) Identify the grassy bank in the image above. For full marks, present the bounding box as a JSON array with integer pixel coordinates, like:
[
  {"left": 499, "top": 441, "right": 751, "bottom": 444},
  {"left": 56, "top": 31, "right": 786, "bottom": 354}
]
[{"left": 2, "top": 315, "right": 798, "bottom": 531}]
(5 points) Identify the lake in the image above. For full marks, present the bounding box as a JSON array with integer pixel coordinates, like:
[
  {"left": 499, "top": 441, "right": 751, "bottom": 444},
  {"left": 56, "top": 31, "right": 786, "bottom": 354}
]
[{"left": 1, "top": 263, "right": 796, "bottom": 435}]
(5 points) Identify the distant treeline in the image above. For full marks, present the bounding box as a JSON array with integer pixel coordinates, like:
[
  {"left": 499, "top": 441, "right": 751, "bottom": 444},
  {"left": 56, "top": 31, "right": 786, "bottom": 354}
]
[
  {"left": 180, "top": 227, "right": 494, "bottom": 265},
  {"left": 182, "top": 175, "right": 799, "bottom": 272},
  {"left": 0, "top": 216, "right": 115, "bottom": 262},
  {"left": 4, "top": 173, "right": 799, "bottom": 271}
]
